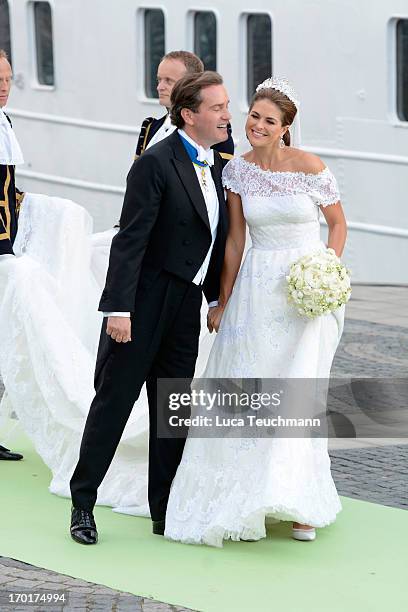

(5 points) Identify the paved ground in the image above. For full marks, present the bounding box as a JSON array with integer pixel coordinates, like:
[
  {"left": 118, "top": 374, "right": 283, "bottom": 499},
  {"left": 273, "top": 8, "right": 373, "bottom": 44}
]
[
  {"left": 0, "top": 556, "right": 192, "bottom": 612},
  {"left": 325, "top": 284, "right": 408, "bottom": 450},
  {"left": 1, "top": 284, "right": 407, "bottom": 611},
  {"left": 330, "top": 444, "right": 408, "bottom": 509}
]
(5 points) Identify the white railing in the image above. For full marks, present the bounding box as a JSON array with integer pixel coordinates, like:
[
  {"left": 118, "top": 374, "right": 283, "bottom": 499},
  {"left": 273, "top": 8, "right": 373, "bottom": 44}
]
[
  {"left": 17, "top": 169, "right": 125, "bottom": 195},
  {"left": 17, "top": 168, "right": 408, "bottom": 239},
  {"left": 7, "top": 108, "right": 140, "bottom": 135},
  {"left": 319, "top": 218, "right": 408, "bottom": 238},
  {"left": 302, "top": 146, "right": 408, "bottom": 167}
]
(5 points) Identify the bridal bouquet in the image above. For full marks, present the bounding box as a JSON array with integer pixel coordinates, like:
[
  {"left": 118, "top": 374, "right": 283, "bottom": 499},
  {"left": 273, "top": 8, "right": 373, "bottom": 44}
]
[{"left": 286, "top": 248, "right": 351, "bottom": 319}]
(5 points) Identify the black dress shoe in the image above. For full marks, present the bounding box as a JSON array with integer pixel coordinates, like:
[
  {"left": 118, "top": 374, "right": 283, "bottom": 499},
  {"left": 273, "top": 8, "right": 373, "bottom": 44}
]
[
  {"left": 152, "top": 519, "right": 165, "bottom": 536},
  {"left": 0, "top": 445, "right": 23, "bottom": 461},
  {"left": 70, "top": 507, "right": 98, "bottom": 545}
]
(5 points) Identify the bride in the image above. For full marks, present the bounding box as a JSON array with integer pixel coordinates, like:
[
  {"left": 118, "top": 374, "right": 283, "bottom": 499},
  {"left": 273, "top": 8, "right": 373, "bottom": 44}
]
[{"left": 164, "top": 77, "right": 348, "bottom": 546}]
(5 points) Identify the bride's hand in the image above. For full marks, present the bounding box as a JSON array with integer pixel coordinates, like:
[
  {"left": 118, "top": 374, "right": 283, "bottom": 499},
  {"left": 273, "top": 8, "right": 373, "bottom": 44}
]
[{"left": 207, "top": 305, "right": 225, "bottom": 333}]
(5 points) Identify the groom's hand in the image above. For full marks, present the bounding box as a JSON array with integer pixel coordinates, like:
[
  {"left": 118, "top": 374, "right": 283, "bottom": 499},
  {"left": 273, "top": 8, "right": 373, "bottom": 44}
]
[{"left": 107, "top": 317, "right": 132, "bottom": 343}]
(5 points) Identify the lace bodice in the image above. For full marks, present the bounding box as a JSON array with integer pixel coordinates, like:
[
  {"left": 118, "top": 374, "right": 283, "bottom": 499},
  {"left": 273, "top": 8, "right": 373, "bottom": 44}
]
[
  {"left": 222, "top": 156, "right": 340, "bottom": 205},
  {"left": 222, "top": 157, "right": 340, "bottom": 250}
]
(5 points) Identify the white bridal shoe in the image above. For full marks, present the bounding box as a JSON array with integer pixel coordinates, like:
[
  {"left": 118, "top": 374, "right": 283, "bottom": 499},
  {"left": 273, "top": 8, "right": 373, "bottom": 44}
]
[{"left": 292, "top": 526, "right": 316, "bottom": 541}]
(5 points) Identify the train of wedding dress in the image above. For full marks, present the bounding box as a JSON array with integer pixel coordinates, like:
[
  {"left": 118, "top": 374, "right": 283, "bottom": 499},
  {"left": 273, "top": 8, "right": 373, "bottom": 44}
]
[{"left": 0, "top": 193, "right": 215, "bottom": 516}]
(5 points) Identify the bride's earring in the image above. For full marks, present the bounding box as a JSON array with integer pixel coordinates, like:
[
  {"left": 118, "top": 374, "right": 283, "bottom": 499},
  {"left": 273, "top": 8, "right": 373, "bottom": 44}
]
[{"left": 279, "top": 136, "right": 285, "bottom": 149}]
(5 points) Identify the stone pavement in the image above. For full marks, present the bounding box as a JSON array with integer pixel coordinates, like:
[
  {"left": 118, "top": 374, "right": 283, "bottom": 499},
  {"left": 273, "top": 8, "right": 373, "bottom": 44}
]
[
  {"left": 0, "top": 284, "right": 407, "bottom": 611},
  {"left": 0, "top": 556, "right": 194, "bottom": 612},
  {"left": 330, "top": 444, "right": 408, "bottom": 510}
]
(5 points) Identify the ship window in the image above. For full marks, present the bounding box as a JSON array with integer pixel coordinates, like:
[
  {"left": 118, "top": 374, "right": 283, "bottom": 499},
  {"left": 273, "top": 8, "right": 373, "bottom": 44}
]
[
  {"left": 33, "top": 1, "right": 55, "bottom": 86},
  {"left": 0, "top": 0, "right": 12, "bottom": 65},
  {"left": 194, "top": 12, "right": 217, "bottom": 71},
  {"left": 144, "top": 9, "right": 165, "bottom": 98},
  {"left": 397, "top": 19, "right": 408, "bottom": 121},
  {"left": 247, "top": 14, "right": 272, "bottom": 102}
]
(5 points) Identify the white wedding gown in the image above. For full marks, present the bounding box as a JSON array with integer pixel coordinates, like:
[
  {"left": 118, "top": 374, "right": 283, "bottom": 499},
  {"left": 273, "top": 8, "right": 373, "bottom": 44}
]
[{"left": 164, "top": 157, "right": 345, "bottom": 547}]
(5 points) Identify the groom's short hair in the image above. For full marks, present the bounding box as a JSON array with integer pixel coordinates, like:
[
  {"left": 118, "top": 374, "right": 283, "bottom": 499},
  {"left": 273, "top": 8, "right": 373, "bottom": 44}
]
[
  {"left": 170, "top": 71, "right": 224, "bottom": 129},
  {"left": 0, "top": 49, "right": 9, "bottom": 60}
]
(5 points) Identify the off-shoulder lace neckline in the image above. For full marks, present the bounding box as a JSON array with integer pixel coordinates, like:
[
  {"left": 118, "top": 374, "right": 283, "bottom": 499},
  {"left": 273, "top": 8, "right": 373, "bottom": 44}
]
[{"left": 238, "top": 156, "right": 329, "bottom": 178}]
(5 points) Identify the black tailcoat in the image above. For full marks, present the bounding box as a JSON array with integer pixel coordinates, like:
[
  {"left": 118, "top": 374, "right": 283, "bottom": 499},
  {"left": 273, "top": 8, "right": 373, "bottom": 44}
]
[
  {"left": 71, "top": 131, "right": 228, "bottom": 521},
  {"left": 101, "top": 130, "right": 228, "bottom": 311}
]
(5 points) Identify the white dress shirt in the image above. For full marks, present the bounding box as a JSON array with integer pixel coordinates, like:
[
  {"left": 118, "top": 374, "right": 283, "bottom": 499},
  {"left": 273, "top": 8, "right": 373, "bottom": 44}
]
[
  {"left": 145, "top": 113, "right": 176, "bottom": 150},
  {"left": 0, "top": 107, "right": 24, "bottom": 166},
  {"left": 178, "top": 130, "right": 219, "bottom": 288},
  {"left": 104, "top": 129, "right": 220, "bottom": 317}
]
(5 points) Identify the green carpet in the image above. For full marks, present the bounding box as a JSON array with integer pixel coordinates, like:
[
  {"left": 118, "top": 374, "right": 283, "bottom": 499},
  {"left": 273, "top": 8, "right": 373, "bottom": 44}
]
[{"left": 1, "top": 424, "right": 407, "bottom": 612}]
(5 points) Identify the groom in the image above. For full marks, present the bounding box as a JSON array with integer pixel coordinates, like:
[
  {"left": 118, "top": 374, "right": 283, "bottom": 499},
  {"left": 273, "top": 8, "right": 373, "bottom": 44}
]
[{"left": 69, "top": 71, "right": 230, "bottom": 544}]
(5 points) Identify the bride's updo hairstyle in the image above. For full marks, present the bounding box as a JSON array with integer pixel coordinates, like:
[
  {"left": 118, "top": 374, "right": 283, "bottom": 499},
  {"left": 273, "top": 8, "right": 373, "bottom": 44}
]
[{"left": 249, "top": 88, "right": 297, "bottom": 146}]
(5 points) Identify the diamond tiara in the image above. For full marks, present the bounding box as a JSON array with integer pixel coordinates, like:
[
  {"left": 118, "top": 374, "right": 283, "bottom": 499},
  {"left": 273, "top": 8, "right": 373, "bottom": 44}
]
[{"left": 255, "top": 77, "right": 299, "bottom": 108}]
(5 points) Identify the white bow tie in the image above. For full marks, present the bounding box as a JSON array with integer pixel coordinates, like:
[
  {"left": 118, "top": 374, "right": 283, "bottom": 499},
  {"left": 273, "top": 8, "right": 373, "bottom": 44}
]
[{"left": 196, "top": 146, "right": 214, "bottom": 167}]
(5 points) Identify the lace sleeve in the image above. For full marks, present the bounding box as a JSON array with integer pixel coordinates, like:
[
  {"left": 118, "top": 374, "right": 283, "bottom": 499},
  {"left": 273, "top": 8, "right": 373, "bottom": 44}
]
[
  {"left": 307, "top": 167, "right": 340, "bottom": 207},
  {"left": 222, "top": 159, "right": 241, "bottom": 194}
]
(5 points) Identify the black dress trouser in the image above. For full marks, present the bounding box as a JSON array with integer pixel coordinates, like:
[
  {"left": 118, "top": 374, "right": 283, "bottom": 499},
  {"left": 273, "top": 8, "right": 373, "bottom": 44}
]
[{"left": 70, "top": 271, "right": 202, "bottom": 521}]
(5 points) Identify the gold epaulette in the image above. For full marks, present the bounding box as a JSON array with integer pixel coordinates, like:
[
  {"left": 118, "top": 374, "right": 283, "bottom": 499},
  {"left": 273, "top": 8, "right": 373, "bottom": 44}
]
[
  {"left": 219, "top": 152, "right": 234, "bottom": 161},
  {"left": 135, "top": 117, "right": 155, "bottom": 160},
  {"left": 0, "top": 167, "right": 11, "bottom": 240},
  {"left": 0, "top": 212, "right": 8, "bottom": 238},
  {"left": 16, "top": 190, "right": 25, "bottom": 215}
]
